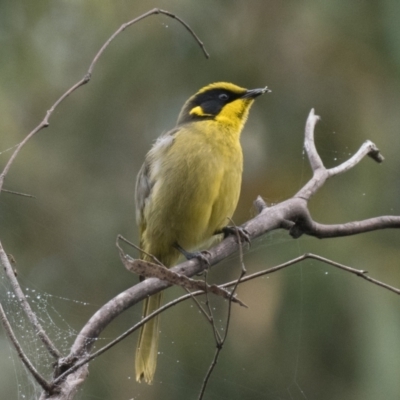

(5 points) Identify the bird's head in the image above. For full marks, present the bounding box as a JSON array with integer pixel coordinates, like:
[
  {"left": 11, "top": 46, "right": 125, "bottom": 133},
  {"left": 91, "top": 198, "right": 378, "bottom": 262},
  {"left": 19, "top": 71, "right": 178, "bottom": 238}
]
[{"left": 177, "top": 82, "right": 270, "bottom": 128}]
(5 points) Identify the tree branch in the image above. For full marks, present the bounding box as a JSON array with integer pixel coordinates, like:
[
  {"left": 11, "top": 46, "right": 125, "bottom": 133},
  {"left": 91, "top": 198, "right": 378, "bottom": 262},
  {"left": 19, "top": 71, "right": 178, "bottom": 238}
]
[
  {"left": 197, "top": 237, "right": 247, "bottom": 400},
  {"left": 0, "top": 8, "right": 208, "bottom": 195},
  {"left": 303, "top": 108, "right": 324, "bottom": 171},
  {"left": 0, "top": 242, "right": 61, "bottom": 359},
  {"left": 295, "top": 110, "right": 383, "bottom": 201},
  {"left": 1, "top": 189, "right": 36, "bottom": 198},
  {"left": 0, "top": 303, "right": 52, "bottom": 393},
  {"left": 220, "top": 253, "right": 400, "bottom": 296},
  {"left": 291, "top": 215, "right": 400, "bottom": 238}
]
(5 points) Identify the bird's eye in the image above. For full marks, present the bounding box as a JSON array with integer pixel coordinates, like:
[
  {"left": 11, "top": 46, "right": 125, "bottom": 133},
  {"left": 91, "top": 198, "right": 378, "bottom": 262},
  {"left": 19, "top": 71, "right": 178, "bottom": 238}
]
[{"left": 219, "top": 93, "right": 229, "bottom": 101}]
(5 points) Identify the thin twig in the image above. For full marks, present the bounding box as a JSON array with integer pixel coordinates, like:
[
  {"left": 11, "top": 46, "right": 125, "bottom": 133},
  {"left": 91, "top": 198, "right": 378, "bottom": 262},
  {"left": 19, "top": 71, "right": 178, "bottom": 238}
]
[
  {"left": 228, "top": 217, "right": 247, "bottom": 274},
  {"left": 222, "top": 221, "right": 247, "bottom": 343},
  {"left": 294, "top": 215, "right": 400, "bottom": 239},
  {"left": 0, "top": 8, "right": 208, "bottom": 195},
  {"left": 0, "top": 303, "right": 52, "bottom": 393},
  {"left": 197, "top": 289, "right": 222, "bottom": 400},
  {"left": 223, "top": 270, "right": 245, "bottom": 341},
  {"left": 220, "top": 253, "right": 400, "bottom": 296},
  {"left": 184, "top": 287, "right": 213, "bottom": 325},
  {"left": 0, "top": 243, "right": 61, "bottom": 359},
  {"left": 1, "top": 189, "right": 36, "bottom": 198},
  {"left": 253, "top": 195, "right": 267, "bottom": 214},
  {"left": 203, "top": 269, "right": 222, "bottom": 344},
  {"left": 328, "top": 140, "right": 384, "bottom": 177},
  {"left": 88, "top": 8, "right": 208, "bottom": 76},
  {"left": 303, "top": 108, "right": 323, "bottom": 171},
  {"left": 198, "top": 219, "right": 247, "bottom": 400},
  {"left": 295, "top": 109, "right": 383, "bottom": 201},
  {"left": 198, "top": 347, "right": 220, "bottom": 400},
  {"left": 117, "top": 234, "right": 163, "bottom": 265},
  {"left": 201, "top": 249, "right": 400, "bottom": 400}
]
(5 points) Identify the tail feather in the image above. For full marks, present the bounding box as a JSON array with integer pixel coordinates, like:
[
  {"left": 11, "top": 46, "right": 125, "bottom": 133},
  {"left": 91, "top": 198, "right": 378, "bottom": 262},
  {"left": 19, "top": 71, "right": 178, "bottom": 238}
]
[{"left": 135, "top": 292, "right": 162, "bottom": 384}]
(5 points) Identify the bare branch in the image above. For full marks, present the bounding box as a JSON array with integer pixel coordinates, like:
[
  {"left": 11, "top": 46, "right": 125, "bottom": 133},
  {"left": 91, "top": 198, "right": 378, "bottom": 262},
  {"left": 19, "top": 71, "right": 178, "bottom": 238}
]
[
  {"left": 197, "top": 275, "right": 222, "bottom": 400},
  {"left": 198, "top": 347, "right": 220, "bottom": 400},
  {"left": 328, "top": 140, "right": 384, "bottom": 177},
  {"left": 88, "top": 8, "right": 208, "bottom": 76},
  {"left": 0, "top": 8, "right": 208, "bottom": 195},
  {"left": 220, "top": 253, "right": 400, "bottom": 296},
  {"left": 0, "top": 242, "right": 61, "bottom": 358},
  {"left": 0, "top": 303, "right": 52, "bottom": 393},
  {"left": 295, "top": 110, "right": 384, "bottom": 201},
  {"left": 1, "top": 189, "right": 36, "bottom": 198},
  {"left": 203, "top": 271, "right": 222, "bottom": 345},
  {"left": 185, "top": 287, "right": 215, "bottom": 325},
  {"left": 198, "top": 226, "right": 246, "bottom": 400},
  {"left": 253, "top": 195, "right": 268, "bottom": 214},
  {"left": 118, "top": 235, "right": 163, "bottom": 265},
  {"left": 303, "top": 108, "right": 323, "bottom": 171},
  {"left": 293, "top": 215, "right": 400, "bottom": 238},
  {"left": 227, "top": 217, "right": 247, "bottom": 274}
]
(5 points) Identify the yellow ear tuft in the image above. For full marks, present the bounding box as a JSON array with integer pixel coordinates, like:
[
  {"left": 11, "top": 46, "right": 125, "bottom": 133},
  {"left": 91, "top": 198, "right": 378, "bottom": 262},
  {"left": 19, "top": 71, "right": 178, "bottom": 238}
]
[{"left": 189, "top": 106, "right": 213, "bottom": 117}]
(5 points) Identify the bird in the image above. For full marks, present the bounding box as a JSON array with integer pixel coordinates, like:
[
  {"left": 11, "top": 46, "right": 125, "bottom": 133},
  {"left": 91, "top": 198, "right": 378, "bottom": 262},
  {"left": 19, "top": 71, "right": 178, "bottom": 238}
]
[{"left": 135, "top": 82, "right": 269, "bottom": 384}]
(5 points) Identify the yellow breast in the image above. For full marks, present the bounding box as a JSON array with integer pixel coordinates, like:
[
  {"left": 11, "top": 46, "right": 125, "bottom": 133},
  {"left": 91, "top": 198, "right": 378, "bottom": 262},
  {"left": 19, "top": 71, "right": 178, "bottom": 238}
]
[{"left": 140, "top": 120, "right": 243, "bottom": 266}]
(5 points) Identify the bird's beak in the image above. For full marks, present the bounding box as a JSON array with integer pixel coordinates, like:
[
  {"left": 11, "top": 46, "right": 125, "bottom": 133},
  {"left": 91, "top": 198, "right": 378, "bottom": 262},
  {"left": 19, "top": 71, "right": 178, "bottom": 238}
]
[{"left": 242, "top": 86, "right": 271, "bottom": 99}]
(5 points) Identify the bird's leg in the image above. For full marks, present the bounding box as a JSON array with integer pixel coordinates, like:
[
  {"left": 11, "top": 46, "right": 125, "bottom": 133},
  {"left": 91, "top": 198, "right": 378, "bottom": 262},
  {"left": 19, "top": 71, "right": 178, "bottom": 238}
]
[
  {"left": 220, "top": 226, "right": 251, "bottom": 246},
  {"left": 173, "top": 243, "right": 211, "bottom": 265}
]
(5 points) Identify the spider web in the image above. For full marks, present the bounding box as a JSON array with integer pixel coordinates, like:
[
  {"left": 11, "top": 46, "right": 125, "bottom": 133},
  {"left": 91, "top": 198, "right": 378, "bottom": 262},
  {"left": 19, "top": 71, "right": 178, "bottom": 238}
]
[{"left": 0, "top": 271, "right": 95, "bottom": 399}]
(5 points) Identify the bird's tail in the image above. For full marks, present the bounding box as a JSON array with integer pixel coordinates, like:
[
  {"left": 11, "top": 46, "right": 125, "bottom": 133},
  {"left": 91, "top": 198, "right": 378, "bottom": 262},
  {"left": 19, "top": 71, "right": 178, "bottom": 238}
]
[{"left": 135, "top": 292, "right": 162, "bottom": 384}]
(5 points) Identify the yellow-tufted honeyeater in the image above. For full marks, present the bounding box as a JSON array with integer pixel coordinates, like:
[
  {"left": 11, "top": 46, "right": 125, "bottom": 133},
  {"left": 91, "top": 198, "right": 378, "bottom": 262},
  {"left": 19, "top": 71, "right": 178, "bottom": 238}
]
[{"left": 135, "top": 82, "right": 269, "bottom": 383}]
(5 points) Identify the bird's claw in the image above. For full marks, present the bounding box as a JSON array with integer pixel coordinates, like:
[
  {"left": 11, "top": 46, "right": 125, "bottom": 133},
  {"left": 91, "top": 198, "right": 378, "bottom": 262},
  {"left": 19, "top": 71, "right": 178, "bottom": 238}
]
[
  {"left": 174, "top": 244, "right": 211, "bottom": 265},
  {"left": 186, "top": 250, "right": 211, "bottom": 265},
  {"left": 222, "top": 226, "right": 251, "bottom": 246}
]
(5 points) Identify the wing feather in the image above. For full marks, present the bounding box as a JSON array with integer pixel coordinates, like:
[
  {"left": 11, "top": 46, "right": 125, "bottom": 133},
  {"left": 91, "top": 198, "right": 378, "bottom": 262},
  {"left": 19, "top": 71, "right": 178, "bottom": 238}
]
[{"left": 135, "top": 127, "right": 179, "bottom": 229}]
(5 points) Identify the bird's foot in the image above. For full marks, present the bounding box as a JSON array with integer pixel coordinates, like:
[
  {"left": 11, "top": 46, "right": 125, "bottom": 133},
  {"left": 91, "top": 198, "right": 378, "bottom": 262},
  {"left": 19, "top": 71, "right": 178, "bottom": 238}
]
[
  {"left": 174, "top": 243, "right": 211, "bottom": 265},
  {"left": 222, "top": 226, "right": 251, "bottom": 246}
]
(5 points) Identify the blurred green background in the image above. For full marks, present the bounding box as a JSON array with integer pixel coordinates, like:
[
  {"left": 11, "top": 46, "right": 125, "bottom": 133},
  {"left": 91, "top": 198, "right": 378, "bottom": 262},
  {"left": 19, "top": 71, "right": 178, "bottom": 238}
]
[{"left": 1, "top": 1, "right": 400, "bottom": 399}]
